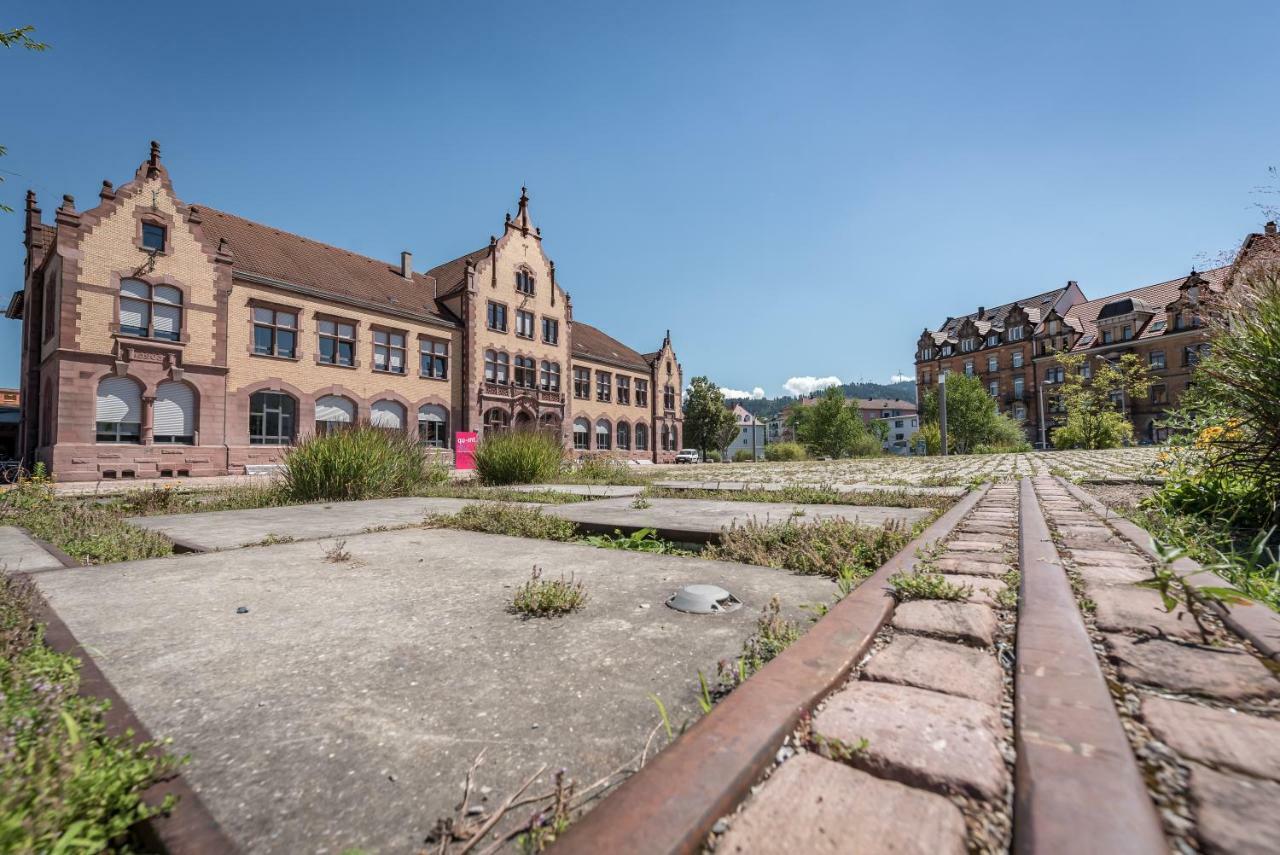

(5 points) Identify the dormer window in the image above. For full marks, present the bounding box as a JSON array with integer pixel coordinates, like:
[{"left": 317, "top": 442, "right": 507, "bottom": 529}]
[
  {"left": 921, "top": 347, "right": 934, "bottom": 360},
  {"left": 1102, "top": 329, "right": 1114, "bottom": 344},
  {"left": 1122, "top": 325, "right": 1133, "bottom": 341},
  {"left": 941, "top": 344, "right": 954, "bottom": 356},
  {"left": 142, "top": 222, "right": 166, "bottom": 252},
  {"left": 1047, "top": 320, "right": 1060, "bottom": 335},
  {"left": 1187, "top": 284, "right": 1199, "bottom": 301},
  {"left": 1008, "top": 326, "right": 1024, "bottom": 341},
  {"left": 516, "top": 269, "right": 535, "bottom": 295},
  {"left": 986, "top": 333, "right": 1000, "bottom": 346},
  {"left": 961, "top": 337, "right": 977, "bottom": 352}
]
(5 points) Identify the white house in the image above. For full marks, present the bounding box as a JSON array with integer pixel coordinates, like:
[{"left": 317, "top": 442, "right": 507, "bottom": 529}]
[{"left": 724, "top": 404, "right": 766, "bottom": 460}]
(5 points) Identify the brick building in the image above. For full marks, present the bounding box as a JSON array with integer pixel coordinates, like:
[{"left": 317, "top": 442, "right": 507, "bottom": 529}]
[
  {"left": 914, "top": 224, "right": 1280, "bottom": 446},
  {"left": 5, "top": 143, "right": 684, "bottom": 481}
]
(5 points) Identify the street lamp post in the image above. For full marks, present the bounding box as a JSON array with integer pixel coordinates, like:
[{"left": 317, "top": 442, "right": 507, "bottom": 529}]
[{"left": 938, "top": 374, "right": 948, "bottom": 456}]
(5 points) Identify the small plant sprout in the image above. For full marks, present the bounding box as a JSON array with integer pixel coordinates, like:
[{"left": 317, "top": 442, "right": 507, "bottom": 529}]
[
  {"left": 582, "top": 528, "right": 685, "bottom": 554},
  {"left": 630, "top": 495, "right": 652, "bottom": 510},
  {"left": 1137, "top": 540, "right": 1257, "bottom": 642},
  {"left": 510, "top": 566, "right": 589, "bottom": 618},
  {"left": 888, "top": 570, "right": 972, "bottom": 602},
  {"left": 323, "top": 539, "right": 352, "bottom": 563}
]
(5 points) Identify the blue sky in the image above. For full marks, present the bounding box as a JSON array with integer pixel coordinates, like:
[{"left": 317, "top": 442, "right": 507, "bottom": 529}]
[{"left": 2, "top": 1, "right": 1275, "bottom": 396}]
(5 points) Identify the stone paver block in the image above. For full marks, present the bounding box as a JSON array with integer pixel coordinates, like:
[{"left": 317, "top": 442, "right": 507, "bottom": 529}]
[
  {"left": 1072, "top": 562, "right": 1150, "bottom": 585},
  {"left": 950, "top": 574, "right": 1008, "bottom": 607},
  {"left": 716, "top": 752, "right": 966, "bottom": 855},
  {"left": 1189, "top": 765, "right": 1280, "bottom": 855},
  {"left": 934, "top": 557, "right": 1009, "bottom": 577},
  {"left": 0, "top": 525, "right": 66, "bottom": 572},
  {"left": 1106, "top": 636, "right": 1280, "bottom": 701},
  {"left": 892, "top": 600, "right": 997, "bottom": 647},
  {"left": 946, "top": 540, "right": 1009, "bottom": 554},
  {"left": 1090, "top": 585, "right": 1200, "bottom": 640},
  {"left": 813, "top": 681, "right": 1008, "bottom": 800},
  {"left": 957, "top": 522, "right": 1015, "bottom": 536},
  {"left": 1143, "top": 697, "right": 1280, "bottom": 782},
  {"left": 862, "top": 634, "right": 1003, "bottom": 706},
  {"left": 1069, "top": 548, "right": 1149, "bottom": 568}
]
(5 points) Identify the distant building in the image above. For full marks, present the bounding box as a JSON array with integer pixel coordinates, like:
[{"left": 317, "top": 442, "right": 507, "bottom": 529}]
[
  {"left": 724, "top": 404, "right": 766, "bottom": 460},
  {"left": 882, "top": 414, "right": 920, "bottom": 453},
  {"left": 853, "top": 398, "right": 916, "bottom": 424},
  {"left": 0, "top": 388, "right": 18, "bottom": 459}
]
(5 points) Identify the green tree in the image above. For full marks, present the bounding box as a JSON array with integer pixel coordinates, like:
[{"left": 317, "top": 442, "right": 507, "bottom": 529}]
[
  {"left": 791, "top": 387, "right": 878, "bottom": 458},
  {"left": 2, "top": 26, "right": 47, "bottom": 213},
  {"left": 683, "top": 377, "right": 739, "bottom": 459},
  {"left": 919, "top": 373, "right": 1024, "bottom": 454},
  {"left": 1050, "top": 352, "right": 1151, "bottom": 449}
]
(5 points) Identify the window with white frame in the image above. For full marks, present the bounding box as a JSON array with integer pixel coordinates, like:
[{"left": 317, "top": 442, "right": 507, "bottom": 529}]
[
  {"left": 120, "top": 279, "right": 182, "bottom": 341},
  {"left": 95, "top": 377, "right": 142, "bottom": 443},
  {"left": 418, "top": 404, "right": 448, "bottom": 447}
]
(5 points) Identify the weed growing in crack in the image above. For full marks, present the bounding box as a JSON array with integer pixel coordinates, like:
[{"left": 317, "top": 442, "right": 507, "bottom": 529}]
[
  {"left": 427, "top": 503, "right": 578, "bottom": 542},
  {"left": 706, "top": 518, "right": 911, "bottom": 578},
  {"left": 630, "top": 495, "right": 652, "bottom": 510},
  {"left": 323, "top": 539, "right": 352, "bottom": 563},
  {"left": 510, "top": 567, "right": 588, "bottom": 618},
  {"left": 1137, "top": 541, "right": 1256, "bottom": 642},
  {"left": 997, "top": 569, "right": 1021, "bottom": 608},
  {"left": 582, "top": 527, "right": 687, "bottom": 554},
  {"left": 888, "top": 570, "right": 972, "bottom": 601}
]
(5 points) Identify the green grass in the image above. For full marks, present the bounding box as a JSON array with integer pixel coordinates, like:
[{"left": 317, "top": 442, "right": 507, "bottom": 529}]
[
  {"left": 281, "top": 424, "right": 448, "bottom": 502},
  {"left": 474, "top": 430, "right": 565, "bottom": 485},
  {"left": 704, "top": 517, "right": 916, "bottom": 579},
  {"left": 642, "top": 485, "right": 955, "bottom": 510},
  {"left": 425, "top": 503, "right": 579, "bottom": 542},
  {"left": 888, "top": 570, "right": 972, "bottom": 601},
  {"left": 580, "top": 527, "right": 689, "bottom": 554},
  {"left": 0, "top": 572, "right": 182, "bottom": 851},
  {"left": 510, "top": 566, "right": 589, "bottom": 618},
  {"left": 557, "top": 455, "right": 647, "bottom": 486}
]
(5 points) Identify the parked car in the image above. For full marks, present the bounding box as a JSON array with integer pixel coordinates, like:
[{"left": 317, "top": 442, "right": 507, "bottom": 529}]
[{"left": 674, "top": 449, "right": 701, "bottom": 464}]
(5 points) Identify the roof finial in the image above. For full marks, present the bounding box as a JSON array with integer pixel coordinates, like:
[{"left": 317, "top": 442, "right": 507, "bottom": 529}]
[
  {"left": 150, "top": 140, "right": 161, "bottom": 166},
  {"left": 517, "top": 186, "right": 531, "bottom": 233},
  {"left": 25, "top": 189, "right": 37, "bottom": 210}
]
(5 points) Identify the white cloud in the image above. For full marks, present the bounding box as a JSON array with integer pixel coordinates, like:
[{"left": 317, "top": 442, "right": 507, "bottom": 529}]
[
  {"left": 891, "top": 374, "right": 913, "bottom": 383},
  {"left": 722, "top": 386, "right": 766, "bottom": 400},
  {"left": 783, "top": 376, "right": 843, "bottom": 397}
]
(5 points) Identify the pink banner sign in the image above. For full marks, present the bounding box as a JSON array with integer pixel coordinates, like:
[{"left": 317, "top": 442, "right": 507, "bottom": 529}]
[{"left": 454, "top": 432, "right": 478, "bottom": 470}]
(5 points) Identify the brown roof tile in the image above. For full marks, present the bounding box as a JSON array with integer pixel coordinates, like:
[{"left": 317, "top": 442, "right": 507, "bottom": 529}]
[
  {"left": 572, "top": 322, "right": 651, "bottom": 371},
  {"left": 427, "top": 247, "right": 492, "bottom": 298},
  {"left": 196, "top": 207, "right": 450, "bottom": 321},
  {"left": 933, "top": 284, "right": 1071, "bottom": 337},
  {"left": 1063, "top": 266, "right": 1230, "bottom": 350}
]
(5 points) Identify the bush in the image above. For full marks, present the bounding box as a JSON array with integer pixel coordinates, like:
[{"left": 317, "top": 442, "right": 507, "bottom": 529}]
[
  {"left": 426, "top": 503, "right": 578, "bottom": 541},
  {"left": 763, "top": 442, "right": 806, "bottom": 462},
  {"left": 473, "top": 429, "right": 564, "bottom": 485},
  {"left": 705, "top": 450, "right": 722, "bottom": 463},
  {"left": 562, "top": 453, "right": 643, "bottom": 485},
  {"left": 1, "top": 574, "right": 181, "bottom": 850},
  {"left": 282, "top": 424, "right": 446, "bottom": 502},
  {"left": 918, "top": 422, "right": 941, "bottom": 455},
  {"left": 732, "top": 449, "right": 756, "bottom": 462},
  {"left": 705, "top": 518, "right": 911, "bottom": 578}
]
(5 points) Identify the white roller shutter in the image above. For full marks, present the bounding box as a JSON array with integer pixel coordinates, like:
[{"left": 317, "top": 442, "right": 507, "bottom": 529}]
[
  {"left": 153, "top": 381, "right": 194, "bottom": 438},
  {"left": 371, "top": 400, "right": 405, "bottom": 429},
  {"left": 417, "top": 404, "right": 446, "bottom": 423},
  {"left": 315, "top": 395, "right": 355, "bottom": 424},
  {"left": 96, "top": 377, "right": 141, "bottom": 424}
]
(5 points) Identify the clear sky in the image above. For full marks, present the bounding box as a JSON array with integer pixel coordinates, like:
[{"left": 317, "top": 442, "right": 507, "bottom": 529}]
[{"left": 2, "top": 1, "right": 1275, "bottom": 396}]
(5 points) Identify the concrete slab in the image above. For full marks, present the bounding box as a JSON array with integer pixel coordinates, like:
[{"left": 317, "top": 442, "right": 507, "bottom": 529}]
[
  {"left": 127, "top": 496, "right": 542, "bottom": 551},
  {"left": 544, "top": 496, "right": 932, "bottom": 542},
  {"left": 0, "top": 525, "right": 67, "bottom": 572},
  {"left": 31, "top": 528, "right": 832, "bottom": 854},
  {"left": 651, "top": 480, "right": 965, "bottom": 497},
  {"left": 506, "top": 484, "right": 645, "bottom": 498}
]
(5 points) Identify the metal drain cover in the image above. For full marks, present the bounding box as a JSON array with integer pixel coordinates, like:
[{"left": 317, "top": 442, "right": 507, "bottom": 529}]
[{"left": 666, "top": 584, "right": 742, "bottom": 614}]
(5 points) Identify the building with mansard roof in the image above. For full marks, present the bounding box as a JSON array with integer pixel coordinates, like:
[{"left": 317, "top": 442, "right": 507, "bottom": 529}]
[{"left": 5, "top": 143, "right": 684, "bottom": 480}]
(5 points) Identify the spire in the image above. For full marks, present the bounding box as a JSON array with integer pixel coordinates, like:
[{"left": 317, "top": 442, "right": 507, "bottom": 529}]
[
  {"left": 150, "top": 140, "right": 161, "bottom": 166},
  {"left": 507, "top": 185, "right": 538, "bottom": 238}
]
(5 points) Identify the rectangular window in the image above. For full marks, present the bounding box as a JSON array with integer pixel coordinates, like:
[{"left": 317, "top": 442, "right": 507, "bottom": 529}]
[
  {"left": 573, "top": 367, "right": 591, "bottom": 399},
  {"left": 515, "top": 310, "right": 535, "bottom": 339},
  {"left": 487, "top": 301, "right": 508, "bottom": 332},
  {"left": 963, "top": 360, "right": 974, "bottom": 376},
  {"left": 542, "top": 317, "right": 559, "bottom": 344},
  {"left": 252, "top": 307, "right": 297, "bottom": 358},
  {"left": 596, "top": 371, "right": 612, "bottom": 403},
  {"left": 1122, "top": 325, "right": 1133, "bottom": 340},
  {"left": 987, "top": 356, "right": 998, "bottom": 372},
  {"left": 373, "top": 329, "right": 406, "bottom": 374},
  {"left": 1151, "top": 385, "right": 1168, "bottom": 405},
  {"left": 1008, "top": 326, "right": 1024, "bottom": 341},
  {"left": 1012, "top": 350, "right": 1023, "bottom": 368},
  {"left": 420, "top": 338, "right": 448, "bottom": 379},
  {"left": 1102, "top": 329, "right": 1114, "bottom": 344},
  {"left": 989, "top": 381, "right": 999, "bottom": 397},
  {"left": 616, "top": 376, "right": 631, "bottom": 405},
  {"left": 317, "top": 319, "right": 355, "bottom": 366},
  {"left": 1013, "top": 376, "right": 1025, "bottom": 398},
  {"left": 635, "top": 379, "right": 648, "bottom": 407},
  {"left": 1149, "top": 351, "right": 1166, "bottom": 370},
  {"left": 664, "top": 385, "right": 676, "bottom": 411},
  {"left": 142, "top": 222, "right": 166, "bottom": 251}
]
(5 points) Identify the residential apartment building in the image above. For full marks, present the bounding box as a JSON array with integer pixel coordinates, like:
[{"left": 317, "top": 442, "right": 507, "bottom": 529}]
[
  {"left": 914, "top": 224, "right": 1280, "bottom": 445},
  {"left": 724, "top": 404, "right": 766, "bottom": 460},
  {"left": 5, "top": 143, "right": 684, "bottom": 481}
]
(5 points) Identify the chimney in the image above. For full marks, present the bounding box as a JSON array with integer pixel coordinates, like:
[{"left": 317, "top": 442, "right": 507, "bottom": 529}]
[
  {"left": 1266, "top": 221, "right": 1277, "bottom": 236},
  {"left": 400, "top": 251, "right": 413, "bottom": 280},
  {"left": 977, "top": 306, "right": 985, "bottom": 319}
]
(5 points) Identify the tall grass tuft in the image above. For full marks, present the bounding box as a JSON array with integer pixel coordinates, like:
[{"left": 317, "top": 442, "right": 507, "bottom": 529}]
[
  {"left": 561, "top": 453, "right": 644, "bottom": 485},
  {"left": 473, "top": 429, "right": 565, "bottom": 485},
  {"left": 281, "top": 423, "right": 447, "bottom": 502},
  {"left": 706, "top": 517, "right": 911, "bottom": 579}
]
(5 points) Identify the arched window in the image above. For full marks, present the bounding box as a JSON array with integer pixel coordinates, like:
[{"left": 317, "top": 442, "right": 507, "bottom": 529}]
[
  {"left": 514, "top": 356, "right": 536, "bottom": 388},
  {"left": 484, "top": 350, "right": 509, "bottom": 384},
  {"left": 371, "top": 400, "right": 407, "bottom": 430},
  {"left": 418, "top": 404, "right": 448, "bottom": 447},
  {"left": 616, "top": 422, "right": 631, "bottom": 450},
  {"left": 595, "top": 419, "right": 612, "bottom": 450},
  {"left": 539, "top": 412, "right": 561, "bottom": 429},
  {"left": 635, "top": 422, "right": 649, "bottom": 451},
  {"left": 249, "top": 391, "right": 296, "bottom": 445},
  {"left": 540, "top": 361, "right": 560, "bottom": 392},
  {"left": 315, "top": 395, "right": 355, "bottom": 436},
  {"left": 153, "top": 381, "right": 195, "bottom": 444},
  {"left": 119, "top": 279, "right": 182, "bottom": 341},
  {"left": 483, "top": 408, "right": 511, "bottom": 432},
  {"left": 96, "top": 376, "right": 142, "bottom": 443},
  {"left": 660, "top": 424, "right": 670, "bottom": 451},
  {"left": 573, "top": 417, "right": 590, "bottom": 450},
  {"left": 516, "top": 269, "right": 535, "bottom": 295}
]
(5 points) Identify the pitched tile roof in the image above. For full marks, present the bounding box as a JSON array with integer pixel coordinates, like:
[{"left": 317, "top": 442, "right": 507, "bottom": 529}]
[
  {"left": 195, "top": 207, "right": 450, "bottom": 320},
  {"left": 1063, "top": 265, "right": 1230, "bottom": 350},
  {"left": 571, "top": 322, "right": 651, "bottom": 371},
  {"left": 930, "top": 284, "right": 1070, "bottom": 339},
  {"left": 855, "top": 398, "right": 918, "bottom": 413},
  {"left": 427, "top": 247, "right": 492, "bottom": 298}
]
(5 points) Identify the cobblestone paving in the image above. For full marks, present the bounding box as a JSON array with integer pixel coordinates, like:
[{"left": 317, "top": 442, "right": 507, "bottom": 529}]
[
  {"left": 715, "top": 485, "right": 1020, "bottom": 854},
  {"left": 656, "top": 447, "right": 1161, "bottom": 487},
  {"left": 1032, "top": 477, "right": 1280, "bottom": 855}
]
